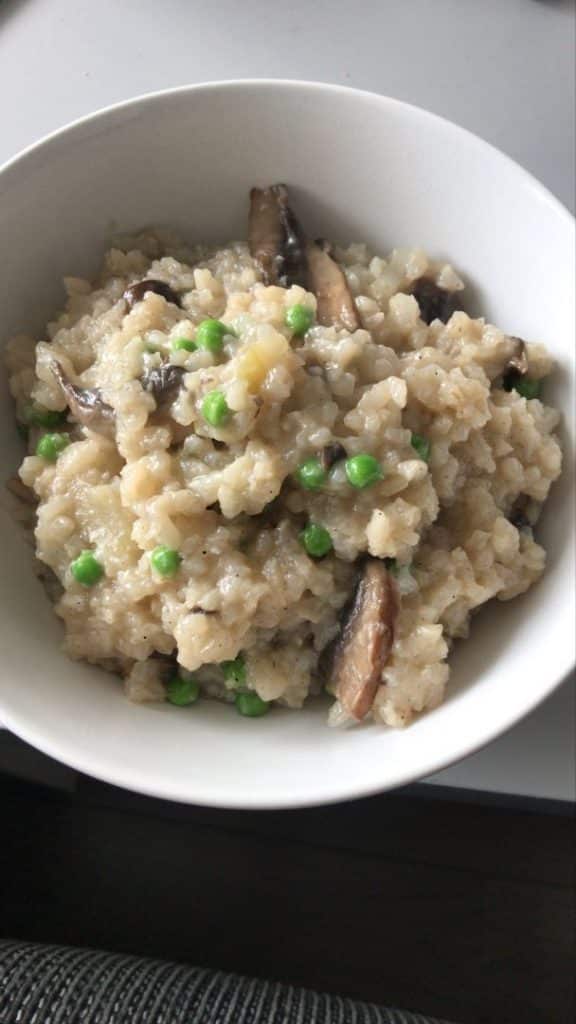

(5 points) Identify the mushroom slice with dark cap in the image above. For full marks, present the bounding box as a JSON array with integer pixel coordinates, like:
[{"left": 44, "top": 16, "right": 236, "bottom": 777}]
[
  {"left": 306, "top": 239, "right": 360, "bottom": 332},
  {"left": 248, "top": 185, "right": 360, "bottom": 331},
  {"left": 410, "top": 277, "right": 460, "bottom": 325},
  {"left": 248, "top": 184, "right": 308, "bottom": 288},
  {"left": 508, "top": 493, "right": 533, "bottom": 532},
  {"left": 49, "top": 359, "right": 115, "bottom": 436},
  {"left": 507, "top": 337, "right": 529, "bottom": 375},
  {"left": 51, "top": 358, "right": 186, "bottom": 433},
  {"left": 328, "top": 559, "right": 398, "bottom": 721},
  {"left": 141, "top": 364, "right": 186, "bottom": 407},
  {"left": 502, "top": 336, "right": 529, "bottom": 392},
  {"left": 123, "top": 279, "right": 181, "bottom": 311}
]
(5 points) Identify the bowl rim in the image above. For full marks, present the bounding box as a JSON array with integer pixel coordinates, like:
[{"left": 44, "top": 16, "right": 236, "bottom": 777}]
[
  {"left": 1, "top": 77, "right": 574, "bottom": 230},
  {"left": 0, "top": 78, "right": 574, "bottom": 809}
]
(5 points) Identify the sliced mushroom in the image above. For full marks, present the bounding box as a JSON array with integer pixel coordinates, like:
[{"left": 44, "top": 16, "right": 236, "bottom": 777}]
[
  {"left": 248, "top": 184, "right": 308, "bottom": 288},
  {"left": 141, "top": 364, "right": 186, "bottom": 407},
  {"left": 501, "top": 336, "right": 529, "bottom": 393},
  {"left": 502, "top": 340, "right": 528, "bottom": 392},
  {"left": 123, "top": 279, "right": 181, "bottom": 311},
  {"left": 249, "top": 185, "right": 360, "bottom": 331},
  {"left": 327, "top": 559, "right": 397, "bottom": 720},
  {"left": 306, "top": 239, "right": 360, "bottom": 332},
  {"left": 410, "top": 278, "right": 460, "bottom": 325},
  {"left": 508, "top": 494, "right": 533, "bottom": 531},
  {"left": 49, "top": 359, "right": 115, "bottom": 436},
  {"left": 319, "top": 442, "right": 347, "bottom": 471},
  {"left": 507, "top": 337, "right": 528, "bottom": 376}
]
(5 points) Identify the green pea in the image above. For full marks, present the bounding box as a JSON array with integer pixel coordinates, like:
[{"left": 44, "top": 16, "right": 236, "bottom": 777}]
[
  {"left": 235, "top": 692, "right": 270, "bottom": 717},
  {"left": 515, "top": 377, "right": 541, "bottom": 400},
  {"left": 24, "top": 403, "right": 67, "bottom": 429},
  {"left": 221, "top": 656, "right": 247, "bottom": 688},
  {"left": 35, "top": 432, "right": 70, "bottom": 462},
  {"left": 285, "top": 304, "right": 314, "bottom": 336},
  {"left": 150, "top": 545, "right": 182, "bottom": 577},
  {"left": 410, "top": 433, "right": 431, "bottom": 462},
  {"left": 166, "top": 674, "right": 200, "bottom": 706},
  {"left": 202, "top": 390, "right": 230, "bottom": 427},
  {"left": 299, "top": 523, "right": 333, "bottom": 558},
  {"left": 71, "top": 550, "right": 104, "bottom": 587},
  {"left": 345, "top": 454, "right": 383, "bottom": 489},
  {"left": 295, "top": 457, "right": 327, "bottom": 491},
  {"left": 384, "top": 557, "right": 400, "bottom": 577},
  {"left": 503, "top": 371, "right": 542, "bottom": 400},
  {"left": 195, "top": 319, "right": 230, "bottom": 354},
  {"left": 172, "top": 337, "right": 197, "bottom": 353}
]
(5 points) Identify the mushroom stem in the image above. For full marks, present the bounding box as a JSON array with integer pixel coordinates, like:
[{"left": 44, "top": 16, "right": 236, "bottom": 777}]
[{"left": 306, "top": 239, "right": 360, "bottom": 332}]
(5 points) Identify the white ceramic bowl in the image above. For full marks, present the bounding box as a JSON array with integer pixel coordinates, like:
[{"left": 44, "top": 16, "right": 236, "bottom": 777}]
[{"left": 0, "top": 81, "right": 574, "bottom": 808}]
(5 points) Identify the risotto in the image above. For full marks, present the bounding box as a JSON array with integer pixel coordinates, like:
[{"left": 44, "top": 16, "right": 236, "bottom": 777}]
[{"left": 5, "top": 185, "right": 562, "bottom": 727}]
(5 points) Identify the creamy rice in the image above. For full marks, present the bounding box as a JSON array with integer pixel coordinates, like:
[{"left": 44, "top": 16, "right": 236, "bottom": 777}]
[{"left": 5, "top": 214, "right": 562, "bottom": 727}]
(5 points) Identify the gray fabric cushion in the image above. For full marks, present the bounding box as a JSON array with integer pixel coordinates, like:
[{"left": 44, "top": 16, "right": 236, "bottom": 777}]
[{"left": 0, "top": 939, "right": 456, "bottom": 1024}]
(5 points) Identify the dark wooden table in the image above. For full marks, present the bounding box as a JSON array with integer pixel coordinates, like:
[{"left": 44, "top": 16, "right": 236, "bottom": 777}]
[{"left": 0, "top": 734, "right": 574, "bottom": 1024}]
